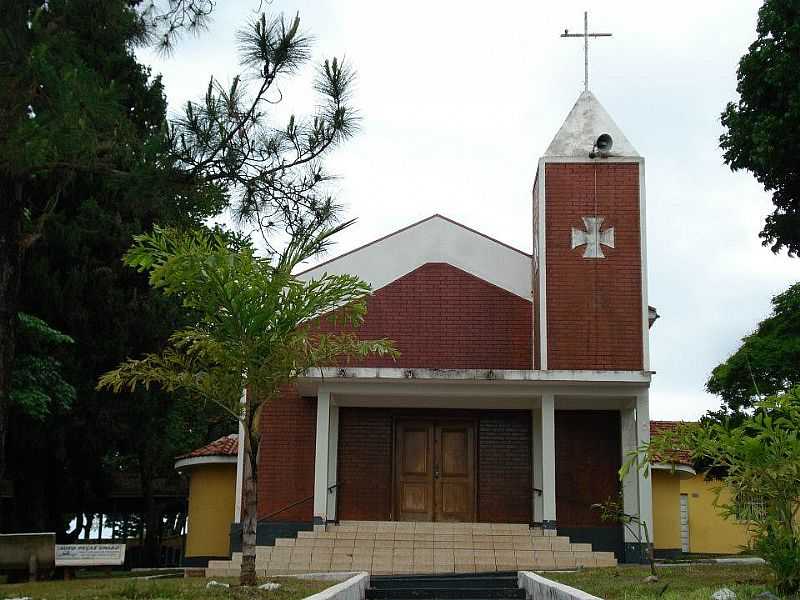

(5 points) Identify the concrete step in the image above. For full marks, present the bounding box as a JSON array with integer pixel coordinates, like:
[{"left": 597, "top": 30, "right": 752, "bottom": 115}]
[
  {"left": 273, "top": 535, "right": 580, "bottom": 551},
  {"left": 329, "top": 522, "right": 544, "bottom": 536},
  {"left": 203, "top": 521, "right": 617, "bottom": 576}
]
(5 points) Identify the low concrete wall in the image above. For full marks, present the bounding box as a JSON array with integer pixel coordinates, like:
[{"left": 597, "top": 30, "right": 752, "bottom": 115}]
[
  {"left": 518, "top": 571, "right": 602, "bottom": 600},
  {"left": 0, "top": 533, "right": 55, "bottom": 571},
  {"left": 304, "top": 572, "right": 369, "bottom": 600}
]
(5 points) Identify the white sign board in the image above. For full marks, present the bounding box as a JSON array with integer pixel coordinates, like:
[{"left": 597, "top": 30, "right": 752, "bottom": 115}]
[{"left": 55, "top": 544, "right": 126, "bottom": 567}]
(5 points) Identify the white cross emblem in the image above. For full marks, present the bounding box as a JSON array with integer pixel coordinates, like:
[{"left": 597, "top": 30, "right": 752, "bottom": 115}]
[{"left": 571, "top": 216, "right": 615, "bottom": 258}]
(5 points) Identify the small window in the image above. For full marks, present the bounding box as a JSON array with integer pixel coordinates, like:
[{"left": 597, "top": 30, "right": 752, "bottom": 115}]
[{"left": 733, "top": 492, "right": 767, "bottom": 522}]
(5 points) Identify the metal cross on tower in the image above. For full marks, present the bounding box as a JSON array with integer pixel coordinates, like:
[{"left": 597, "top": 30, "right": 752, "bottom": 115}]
[{"left": 560, "top": 11, "right": 612, "bottom": 91}]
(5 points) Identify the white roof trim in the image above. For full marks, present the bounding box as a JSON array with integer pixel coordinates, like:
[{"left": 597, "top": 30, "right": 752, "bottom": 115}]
[
  {"left": 174, "top": 455, "right": 237, "bottom": 471},
  {"left": 545, "top": 90, "right": 639, "bottom": 158},
  {"left": 298, "top": 215, "right": 533, "bottom": 301},
  {"left": 651, "top": 462, "right": 696, "bottom": 479},
  {"left": 301, "top": 367, "right": 652, "bottom": 385}
]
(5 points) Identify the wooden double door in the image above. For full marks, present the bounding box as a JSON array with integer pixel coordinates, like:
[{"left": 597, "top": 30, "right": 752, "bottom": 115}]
[{"left": 394, "top": 419, "right": 476, "bottom": 522}]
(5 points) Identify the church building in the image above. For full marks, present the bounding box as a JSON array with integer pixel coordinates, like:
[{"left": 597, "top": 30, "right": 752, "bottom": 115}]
[{"left": 180, "top": 89, "right": 659, "bottom": 575}]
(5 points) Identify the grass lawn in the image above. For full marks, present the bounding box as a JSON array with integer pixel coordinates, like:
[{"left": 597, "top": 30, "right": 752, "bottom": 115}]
[
  {"left": 0, "top": 575, "right": 334, "bottom": 600},
  {"left": 544, "top": 563, "right": 784, "bottom": 599}
]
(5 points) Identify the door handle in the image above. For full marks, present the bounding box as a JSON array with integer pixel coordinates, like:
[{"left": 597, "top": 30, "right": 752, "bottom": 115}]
[{"left": 434, "top": 466, "right": 440, "bottom": 479}]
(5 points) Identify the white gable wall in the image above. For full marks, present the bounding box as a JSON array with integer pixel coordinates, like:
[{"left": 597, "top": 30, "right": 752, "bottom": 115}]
[{"left": 298, "top": 215, "right": 532, "bottom": 300}]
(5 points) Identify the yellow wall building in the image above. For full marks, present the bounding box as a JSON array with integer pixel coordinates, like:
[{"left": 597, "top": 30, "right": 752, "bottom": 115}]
[
  {"left": 650, "top": 421, "right": 753, "bottom": 556},
  {"left": 175, "top": 435, "right": 238, "bottom": 566},
  {"left": 653, "top": 469, "right": 753, "bottom": 555}
]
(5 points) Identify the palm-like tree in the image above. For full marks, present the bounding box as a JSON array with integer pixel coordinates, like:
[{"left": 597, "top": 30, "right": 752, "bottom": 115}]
[{"left": 99, "top": 222, "right": 396, "bottom": 585}]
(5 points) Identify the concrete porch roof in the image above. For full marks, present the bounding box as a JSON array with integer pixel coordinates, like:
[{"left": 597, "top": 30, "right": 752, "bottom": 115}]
[
  {"left": 300, "top": 366, "right": 652, "bottom": 385},
  {"left": 296, "top": 367, "right": 652, "bottom": 408}
]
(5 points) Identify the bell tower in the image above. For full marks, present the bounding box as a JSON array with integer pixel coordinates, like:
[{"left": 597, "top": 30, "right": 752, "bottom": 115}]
[{"left": 532, "top": 90, "right": 648, "bottom": 371}]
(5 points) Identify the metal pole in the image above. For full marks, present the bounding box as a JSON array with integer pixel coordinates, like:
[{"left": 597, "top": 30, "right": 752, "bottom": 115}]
[{"left": 584, "top": 11, "right": 589, "bottom": 91}]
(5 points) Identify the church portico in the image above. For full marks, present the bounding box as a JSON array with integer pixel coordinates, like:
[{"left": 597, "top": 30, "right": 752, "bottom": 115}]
[{"left": 290, "top": 367, "right": 651, "bottom": 559}]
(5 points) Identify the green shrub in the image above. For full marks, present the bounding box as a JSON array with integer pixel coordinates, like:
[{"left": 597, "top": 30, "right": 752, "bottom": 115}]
[{"left": 754, "top": 522, "right": 800, "bottom": 596}]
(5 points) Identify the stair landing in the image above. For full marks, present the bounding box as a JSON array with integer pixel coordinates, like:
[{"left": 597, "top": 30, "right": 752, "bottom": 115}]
[{"left": 204, "top": 521, "right": 617, "bottom": 577}]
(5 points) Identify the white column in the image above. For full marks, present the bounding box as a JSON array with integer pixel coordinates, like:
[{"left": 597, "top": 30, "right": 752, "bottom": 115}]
[
  {"left": 620, "top": 390, "right": 653, "bottom": 559},
  {"left": 620, "top": 399, "right": 641, "bottom": 546},
  {"left": 532, "top": 407, "right": 544, "bottom": 523},
  {"left": 539, "top": 393, "right": 556, "bottom": 528},
  {"left": 313, "top": 389, "right": 331, "bottom": 524},
  {"left": 636, "top": 391, "right": 653, "bottom": 537},
  {"left": 326, "top": 405, "right": 340, "bottom": 521}
]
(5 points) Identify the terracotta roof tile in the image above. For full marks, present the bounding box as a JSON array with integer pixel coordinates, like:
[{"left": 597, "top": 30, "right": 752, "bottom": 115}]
[
  {"left": 178, "top": 434, "right": 238, "bottom": 460},
  {"left": 649, "top": 420, "right": 694, "bottom": 466}
]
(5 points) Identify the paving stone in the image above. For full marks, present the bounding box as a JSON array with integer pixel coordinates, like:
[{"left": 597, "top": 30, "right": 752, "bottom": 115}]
[
  {"left": 294, "top": 538, "right": 315, "bottom": 547},
  {"left": 297, "top": 531, "right": 315, "bottom": 538},
  {"left": 571, "top": 543, "right": 592, "bottom": 552},
  {"left": 275, "top": 538, "right": 295, "bottom": 546}
]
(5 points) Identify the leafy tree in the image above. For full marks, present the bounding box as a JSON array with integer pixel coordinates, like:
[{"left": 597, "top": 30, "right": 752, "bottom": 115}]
[
  {"left": 625, "top": 390, "right": 800, "bottom": 595},
  {"left": 0, "top": 0, "right": 223, "bottom": 488},
  {"left": 10, "top": 313, "right": 75, "bottom": 421},
  {"left": 706, "top": 282, "right": 800, "bottom": 415},
  {"left": 0, "top": 0, "right": 231, "bottom": 550},
  {"left": 99, "top": 224, "right": 397, "bottom": 585},
  {"left": 720, "top": 0, "right": 800, "bottom": 255}
]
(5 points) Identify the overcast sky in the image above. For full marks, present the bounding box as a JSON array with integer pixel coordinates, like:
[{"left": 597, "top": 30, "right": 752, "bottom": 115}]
[{"left": 139, "top": 1, "right": 797, "bottom": 421}]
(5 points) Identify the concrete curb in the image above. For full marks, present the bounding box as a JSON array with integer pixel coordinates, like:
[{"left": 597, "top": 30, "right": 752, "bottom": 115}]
[
  {"left": 303, "top": 572, "right": 370, "bottom": 600},
  {"left": 518, "top": 571, "right": 602, "bottom": 600}
]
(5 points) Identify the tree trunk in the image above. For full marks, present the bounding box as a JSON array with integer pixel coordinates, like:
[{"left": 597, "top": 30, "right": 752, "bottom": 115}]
[
  {"left": 141, "top": 468, "right": 162, "bottom": 567},
  {"left": 0, "top": 179, "right": 24, "bottom": 532},
  {"left": 240, "top": 428, "right": 258, "bottom": 586}
]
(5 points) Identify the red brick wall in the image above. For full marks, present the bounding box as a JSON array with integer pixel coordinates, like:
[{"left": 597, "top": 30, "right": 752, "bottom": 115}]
[
  {"left": 477, "top": 412, "right": 532, "bottom": 523},
  {"left": 336, "top": 408, "right": 394, "bottom": 520},
  {"left": 257, "top": 387, "right": 316, "bottom": 521},
  {"left": 544, "top": 163, "right": 643, "bottom": 370},
  {"left": 336, "top": 408, "right": 531, "bottom": 523},
  {"left": 313, "top": 262, "right": 532, "bottom": 369},
  {"left": 555, "top": 410, "right": 621, "bottom": 528}
]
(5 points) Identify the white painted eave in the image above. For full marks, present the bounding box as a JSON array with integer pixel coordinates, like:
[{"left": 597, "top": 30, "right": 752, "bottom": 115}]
[
  {"left": 544, "top": 90, "right": 639, "bottom": 159},
  {"left": 174, "top": 455, "right": 237, "bottom": 472},
  {"left": 651, "top": 462, "right": 696, "bottom": 479},
  {"left": 300, "top": 367, "right": 652, "bottom": 385}
]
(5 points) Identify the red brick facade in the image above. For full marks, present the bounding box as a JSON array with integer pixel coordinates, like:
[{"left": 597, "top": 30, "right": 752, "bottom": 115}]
[
  {"left": 257, "top": 387, "right": 316, "bottom": 521},
  {"left": 477, "top": 413, "right": 533, "bottom": 523},
  {"left": 337, "top": 408, "right": 394, "bottom": 521},
  {"left": 258, "top": 265, "right": 535, "bottom": 522},
  {"left": 314, "top": 262, "right": 532, "bottom": 369},
  {"left": 541, "top": 162, "right": 643, "bottom": 370},
  {"left": 554, "top": 410, "right": 621, "bottom": 528}
]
